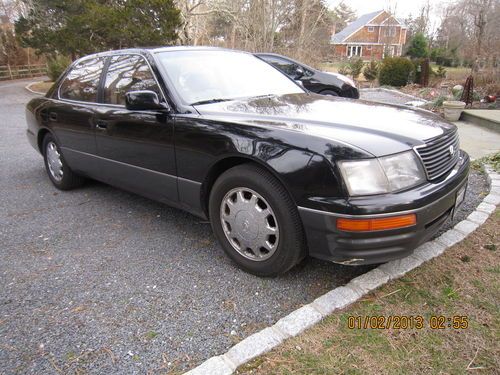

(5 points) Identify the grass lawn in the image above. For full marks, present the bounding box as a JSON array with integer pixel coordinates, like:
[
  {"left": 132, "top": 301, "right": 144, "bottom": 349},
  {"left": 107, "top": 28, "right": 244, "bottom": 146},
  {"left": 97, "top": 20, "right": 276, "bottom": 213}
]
[
  {"left": 319, "top": 62, "right": 370, "bottom": 85},
  {"left": 319, "top": 62, "right": 343, "bottom": 74},
  {"left": 430, "top": 64, "right": 471, "bottom": 82},
  {"left": 239, "top": 208, "right": 499, "bottom": 374}
]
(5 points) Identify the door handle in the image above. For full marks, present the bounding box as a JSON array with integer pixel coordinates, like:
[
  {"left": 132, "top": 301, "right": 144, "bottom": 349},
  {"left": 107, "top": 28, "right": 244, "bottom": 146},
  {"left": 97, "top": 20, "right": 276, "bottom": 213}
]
[
  {"left": 49, "top": 112, "right": 58, "bottom": 122},
  {"left": 95, "top": 120, "right": 108, "bottom": 130}
]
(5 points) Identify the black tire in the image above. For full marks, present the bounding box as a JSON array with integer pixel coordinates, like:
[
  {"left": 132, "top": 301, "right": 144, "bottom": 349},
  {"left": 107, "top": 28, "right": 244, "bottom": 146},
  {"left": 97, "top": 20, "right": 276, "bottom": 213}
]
[
  {"left": 209, "top": 164, "right": 306, "bottom": 276},
  {"left": 321, "top": 89, "right": 339, "bottom": 97},
  {"left": 42, "top": 133, "right": 85, "bottom": 190}
]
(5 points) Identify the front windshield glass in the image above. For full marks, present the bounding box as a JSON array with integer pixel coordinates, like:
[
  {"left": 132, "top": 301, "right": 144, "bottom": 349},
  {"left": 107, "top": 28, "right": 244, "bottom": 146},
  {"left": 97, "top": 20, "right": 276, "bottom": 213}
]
[{"left": 156, "top": 50, "right": 304, "bottom": 105}]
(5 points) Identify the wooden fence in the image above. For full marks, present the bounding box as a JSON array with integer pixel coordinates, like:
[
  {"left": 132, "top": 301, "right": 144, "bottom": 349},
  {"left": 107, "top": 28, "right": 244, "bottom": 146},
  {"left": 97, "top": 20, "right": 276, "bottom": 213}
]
[{"left": 0, "top": 64, "right": 48, "bottom": 81}]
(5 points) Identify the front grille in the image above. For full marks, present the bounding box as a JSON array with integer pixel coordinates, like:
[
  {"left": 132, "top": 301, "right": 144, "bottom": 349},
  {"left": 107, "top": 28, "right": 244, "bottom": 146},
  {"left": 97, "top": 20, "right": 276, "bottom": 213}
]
[{"left": 415, "top": 128, "right": 460, "bottom": 180}]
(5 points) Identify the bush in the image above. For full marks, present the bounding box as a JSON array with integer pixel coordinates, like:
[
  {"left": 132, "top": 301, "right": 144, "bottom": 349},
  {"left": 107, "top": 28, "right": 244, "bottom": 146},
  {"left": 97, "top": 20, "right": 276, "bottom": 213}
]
[
  {"left": 432, "top": 95, "right": 448, "bottom": 108},
  {"left": 436, "top": 65, "right": 447, "bottom": 78},
  {"left": 378, "top": 57, "right": 415, "bottom": 87},
  {"left": 338, "top": 63, "right": 350, "bottom": 76},
  {"left": 430, "top": 47, "right": 460, "bottom": 67},
  {"left": 348, "top": 58, "right": 364, "bottom": 79},
  {"left": 363, "top": 60, "right": 379, "bottom": 82},
  {"left": 47, "top": 55, "right": 71, "bottom": 81},
  {"left": 452, "top": 89, "right": 481, "bottom": 102}
]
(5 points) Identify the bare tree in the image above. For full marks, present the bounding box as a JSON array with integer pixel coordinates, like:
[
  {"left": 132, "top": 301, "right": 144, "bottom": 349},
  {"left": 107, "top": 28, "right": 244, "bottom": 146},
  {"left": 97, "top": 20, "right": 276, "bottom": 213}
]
[{"left": 437, "top": 0, "right": 498, "bottom": 70}]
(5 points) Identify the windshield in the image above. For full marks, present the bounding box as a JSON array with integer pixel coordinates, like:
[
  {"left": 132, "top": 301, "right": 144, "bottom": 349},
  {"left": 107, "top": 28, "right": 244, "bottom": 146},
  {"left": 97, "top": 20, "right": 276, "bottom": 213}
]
[{"left": 156, "top": 50, "right": 304, "bottom": 105}]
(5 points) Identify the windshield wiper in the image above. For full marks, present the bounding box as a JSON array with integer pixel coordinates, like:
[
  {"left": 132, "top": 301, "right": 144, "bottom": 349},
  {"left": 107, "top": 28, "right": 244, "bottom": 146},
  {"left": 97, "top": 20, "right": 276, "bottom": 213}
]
[
  {"left": 190, "top": 98, "right": 234, "bottom": 106},
  {"left": 252, "top": 94, "right": 277, "bottom": 99}
]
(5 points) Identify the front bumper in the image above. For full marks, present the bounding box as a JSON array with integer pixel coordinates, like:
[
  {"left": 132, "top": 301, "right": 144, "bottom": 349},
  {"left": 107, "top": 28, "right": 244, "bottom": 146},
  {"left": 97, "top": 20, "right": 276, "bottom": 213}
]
[{"left": 299, "top": 151, "right": 470, "bottom": 265}]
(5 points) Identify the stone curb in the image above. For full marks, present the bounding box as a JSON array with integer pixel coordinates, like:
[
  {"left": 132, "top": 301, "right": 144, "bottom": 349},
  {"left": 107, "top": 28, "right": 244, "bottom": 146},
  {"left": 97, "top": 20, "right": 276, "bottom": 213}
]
[
  {"left": 184, "top": 165, "right": 498, "bottom": 375},
  {"left": 24, "top": 81, "right": 46, "bottom": 95}
]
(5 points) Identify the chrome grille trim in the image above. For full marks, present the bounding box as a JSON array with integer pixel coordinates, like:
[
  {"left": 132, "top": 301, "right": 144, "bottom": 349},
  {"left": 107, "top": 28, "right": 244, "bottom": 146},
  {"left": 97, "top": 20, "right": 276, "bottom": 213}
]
[{"left": 414, "top": 128, "right": 460, "bottom": 180}]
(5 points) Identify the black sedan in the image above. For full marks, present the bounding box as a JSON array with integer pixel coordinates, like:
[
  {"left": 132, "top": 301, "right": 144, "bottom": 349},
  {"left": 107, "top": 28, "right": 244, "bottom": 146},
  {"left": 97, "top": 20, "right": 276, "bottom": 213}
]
[
  {"left": 255, "top": 52, "right": 359, "bottom": 98},
  {"left": 26, "top": 47, "right": 468, "bottom": 276}
]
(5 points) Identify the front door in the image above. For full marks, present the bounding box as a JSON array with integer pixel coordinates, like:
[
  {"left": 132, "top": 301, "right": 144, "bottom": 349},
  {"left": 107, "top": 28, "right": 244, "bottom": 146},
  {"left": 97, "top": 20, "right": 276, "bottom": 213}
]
[{"left": 94, "top": 54, "right": 177, "bottom": 204}]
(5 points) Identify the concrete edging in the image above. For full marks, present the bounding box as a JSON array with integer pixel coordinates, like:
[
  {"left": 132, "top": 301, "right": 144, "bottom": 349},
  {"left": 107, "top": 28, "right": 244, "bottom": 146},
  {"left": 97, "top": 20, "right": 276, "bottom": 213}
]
[
  {"left": 24, "top": 81, "right": 46, "bottom": 95},
  {"left": 185, "top": 165, "right": 499, "bottom": 375}
]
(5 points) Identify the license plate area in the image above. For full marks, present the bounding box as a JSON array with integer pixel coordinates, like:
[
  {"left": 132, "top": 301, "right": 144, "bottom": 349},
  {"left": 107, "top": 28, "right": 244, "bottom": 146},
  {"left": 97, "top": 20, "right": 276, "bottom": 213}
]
[
  {"left": 455, "top": 185, "right": 466, "bottom": 208},
  {"left": 452, "top": 183, "right": 467, "bottom": 219}
]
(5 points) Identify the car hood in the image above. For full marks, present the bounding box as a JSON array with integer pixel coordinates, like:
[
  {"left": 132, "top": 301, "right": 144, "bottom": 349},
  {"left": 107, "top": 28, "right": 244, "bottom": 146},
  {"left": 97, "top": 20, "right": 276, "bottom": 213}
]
[
  {"left": 323, "top": 71, "right": 355, "bottom": 86},
  {"left": 193, "top": 93, "right": 455, "bottom": 157}
]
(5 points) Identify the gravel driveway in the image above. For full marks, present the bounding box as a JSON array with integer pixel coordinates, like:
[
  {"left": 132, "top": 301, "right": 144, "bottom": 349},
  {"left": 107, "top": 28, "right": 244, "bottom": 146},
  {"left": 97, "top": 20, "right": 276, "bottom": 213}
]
[{"left": 0, "top": 79, "right": 489, "bottom": 374}]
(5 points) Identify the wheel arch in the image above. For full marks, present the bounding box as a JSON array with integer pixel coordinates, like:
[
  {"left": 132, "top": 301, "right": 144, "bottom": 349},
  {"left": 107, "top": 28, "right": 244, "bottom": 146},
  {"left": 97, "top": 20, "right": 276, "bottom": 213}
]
[
  {"left": 200, "top": 155, "right": 299, "bottom": 218},
  {"left": 37, "top": 128, "right": 52, "bottom": 154}
]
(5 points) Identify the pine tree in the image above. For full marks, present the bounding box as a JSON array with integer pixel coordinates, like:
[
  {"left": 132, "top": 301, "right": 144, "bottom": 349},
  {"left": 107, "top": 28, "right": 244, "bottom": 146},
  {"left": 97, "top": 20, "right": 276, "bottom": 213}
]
[
  {"left": 406, "top": 32, "right": 429, "bottom": 58},
  {"left": 15, "top": 0, "right": 182, "bottom": 59}
]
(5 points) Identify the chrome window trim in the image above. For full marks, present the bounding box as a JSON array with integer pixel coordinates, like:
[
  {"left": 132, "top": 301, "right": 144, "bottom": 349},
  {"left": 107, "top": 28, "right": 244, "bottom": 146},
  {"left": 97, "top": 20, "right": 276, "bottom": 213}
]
[{"left": 57, "top": 52, "right": 168, "bottom": 109}]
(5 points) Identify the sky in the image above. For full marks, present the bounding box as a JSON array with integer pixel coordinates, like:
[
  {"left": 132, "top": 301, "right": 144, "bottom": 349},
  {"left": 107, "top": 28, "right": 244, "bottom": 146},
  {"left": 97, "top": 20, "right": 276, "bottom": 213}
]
[{"left": 326, "top": 0, "right": 456, "bottom": 32}]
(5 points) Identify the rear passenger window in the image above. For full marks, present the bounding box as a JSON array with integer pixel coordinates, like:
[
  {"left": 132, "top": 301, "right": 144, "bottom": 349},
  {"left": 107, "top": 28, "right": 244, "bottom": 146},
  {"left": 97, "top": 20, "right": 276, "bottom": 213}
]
[
  {"left": 103, "top": 55, "right": 161, "bottom": 106},
  {"left": 59, "top": 57, "right": 105, "bottom": 102}
]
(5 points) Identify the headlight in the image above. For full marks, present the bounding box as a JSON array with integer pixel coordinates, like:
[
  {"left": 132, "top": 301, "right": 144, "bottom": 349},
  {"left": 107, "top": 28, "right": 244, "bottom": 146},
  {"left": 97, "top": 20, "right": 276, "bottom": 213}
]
[{"left": 338, "top": 151, "right": 426, "bottom": 196}]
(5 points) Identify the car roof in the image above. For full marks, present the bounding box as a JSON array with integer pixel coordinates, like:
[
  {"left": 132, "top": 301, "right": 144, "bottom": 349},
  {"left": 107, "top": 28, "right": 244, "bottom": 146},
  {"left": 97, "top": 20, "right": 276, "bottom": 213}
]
[{"left": 76, "top": 46, "right": 248, "bottom": 62}]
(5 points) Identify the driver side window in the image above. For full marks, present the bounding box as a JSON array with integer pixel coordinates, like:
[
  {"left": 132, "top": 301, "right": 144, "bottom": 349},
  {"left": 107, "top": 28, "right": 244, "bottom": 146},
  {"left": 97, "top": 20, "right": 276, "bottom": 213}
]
[{"left": 103, "top": 55, "right": 161, "bottom": 106}]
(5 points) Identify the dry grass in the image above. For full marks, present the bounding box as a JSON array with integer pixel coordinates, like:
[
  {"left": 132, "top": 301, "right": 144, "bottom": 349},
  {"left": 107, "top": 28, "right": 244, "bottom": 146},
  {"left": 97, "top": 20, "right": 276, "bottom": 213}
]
[
  {"left": 239, "top": 210, "right": 500, "bottom": 375},
  {"left": 437, "top": 66, "right": 472, "bottom": 81},
  {"left": 29, "top": 81, "right": 53, "bottom": 94}
]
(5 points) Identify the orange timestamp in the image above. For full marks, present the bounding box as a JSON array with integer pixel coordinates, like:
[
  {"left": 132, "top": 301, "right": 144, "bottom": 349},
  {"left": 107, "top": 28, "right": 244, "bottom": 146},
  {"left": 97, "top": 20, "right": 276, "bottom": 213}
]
[{"left": 347, "top": 315, "right": 468, "bottom": 330}]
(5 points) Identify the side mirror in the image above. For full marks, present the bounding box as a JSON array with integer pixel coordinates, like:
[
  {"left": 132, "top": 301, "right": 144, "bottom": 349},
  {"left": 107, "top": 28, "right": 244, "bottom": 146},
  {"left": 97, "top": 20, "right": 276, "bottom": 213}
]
[
  {"left": 294, "top": 66, "right": 305, "bottom": 79},
  {"left": 125, "top": 90, "right": 168, "bottom": 111}
]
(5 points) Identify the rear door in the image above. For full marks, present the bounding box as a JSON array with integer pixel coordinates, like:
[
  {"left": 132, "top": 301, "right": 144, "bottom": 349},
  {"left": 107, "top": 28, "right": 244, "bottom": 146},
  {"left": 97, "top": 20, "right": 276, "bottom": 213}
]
[
  {"left": 93, "top": 54, "right": 177, "bottom": 204},
  {"left": 51, "top": 56, "right": 106, "bottom": 161}
]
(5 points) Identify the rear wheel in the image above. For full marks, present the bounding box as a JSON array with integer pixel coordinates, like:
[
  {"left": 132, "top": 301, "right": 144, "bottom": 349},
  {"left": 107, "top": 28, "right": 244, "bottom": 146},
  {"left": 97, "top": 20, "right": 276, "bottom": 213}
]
[
  {"left": 209, "top": 164, "right": 306, "bottom": 276},
  {"left": 42, "top": 134, "right": 85, "bottom": 190}
]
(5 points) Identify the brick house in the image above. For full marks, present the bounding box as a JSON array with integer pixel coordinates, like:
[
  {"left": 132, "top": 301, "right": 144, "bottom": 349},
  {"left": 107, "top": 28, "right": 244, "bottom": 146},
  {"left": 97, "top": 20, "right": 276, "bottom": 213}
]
[{"left": 331, "top": 10, "right": 407, "bottom": 60}]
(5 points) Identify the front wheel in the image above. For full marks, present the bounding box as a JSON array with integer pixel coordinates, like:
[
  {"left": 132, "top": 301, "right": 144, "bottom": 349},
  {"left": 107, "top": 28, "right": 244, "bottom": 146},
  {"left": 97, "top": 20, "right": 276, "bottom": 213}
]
[{"left": 209, "top": 164, "right": 306, "bottom": 276}]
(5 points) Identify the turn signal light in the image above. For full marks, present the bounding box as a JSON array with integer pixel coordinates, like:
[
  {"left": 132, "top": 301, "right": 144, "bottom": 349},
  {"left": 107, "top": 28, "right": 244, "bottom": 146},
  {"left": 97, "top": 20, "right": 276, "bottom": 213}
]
[{"left": 337, "top": 214, "right": 417, "bottom": 232}]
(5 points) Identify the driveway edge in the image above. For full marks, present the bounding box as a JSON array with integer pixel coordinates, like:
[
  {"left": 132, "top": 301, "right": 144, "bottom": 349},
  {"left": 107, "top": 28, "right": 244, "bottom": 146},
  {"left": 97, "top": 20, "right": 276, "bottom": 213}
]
[
  {"left": 25, "top": 81, "right": 46, "bottom": 95},
  {"left": 361, "top": 87, "right": 429, "bottom": 103},
  {"left": 185, "top": 165, "right": 499, "bottom": 375}
]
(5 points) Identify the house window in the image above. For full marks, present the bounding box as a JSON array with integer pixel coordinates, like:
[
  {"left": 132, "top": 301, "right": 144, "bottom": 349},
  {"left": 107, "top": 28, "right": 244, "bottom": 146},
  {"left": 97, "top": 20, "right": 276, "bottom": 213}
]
[
  {"left": 367, "top": 26, "right": 374, "bottom": 32},
  {"left": 347, "top": 46, "right": 362, "bottom": 57},
  {"left": 385, "top": 27, "right": 397, "bottom": 37},
  {"left": 384, "top": 46, "right": 395, "bottom": 58}
]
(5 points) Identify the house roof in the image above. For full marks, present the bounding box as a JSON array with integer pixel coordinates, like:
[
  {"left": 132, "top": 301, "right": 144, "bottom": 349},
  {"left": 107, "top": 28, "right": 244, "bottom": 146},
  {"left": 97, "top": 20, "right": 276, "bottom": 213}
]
[
  {"left": 397, "top": 18, "right": 407, "bottom": 27},
  {"left": 331, "top": 10, "right": 384, "bottom": 44}
]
